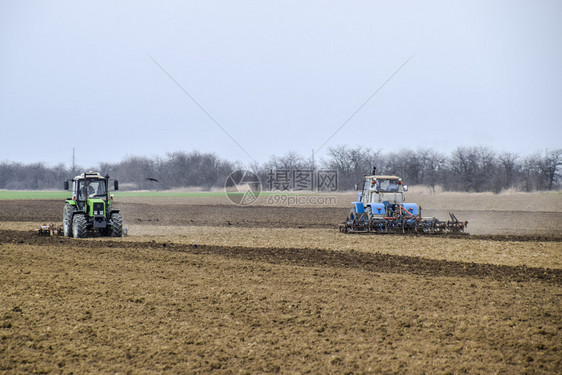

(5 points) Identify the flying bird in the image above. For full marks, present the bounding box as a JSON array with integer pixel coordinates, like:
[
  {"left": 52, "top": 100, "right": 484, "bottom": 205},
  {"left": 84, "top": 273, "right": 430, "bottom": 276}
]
[{"left": 146, "top": 177, "right": 159, "bottom": 182}]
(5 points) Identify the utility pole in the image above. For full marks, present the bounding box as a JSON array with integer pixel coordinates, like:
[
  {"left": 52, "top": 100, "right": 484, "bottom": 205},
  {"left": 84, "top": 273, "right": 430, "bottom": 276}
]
[{"left": 72, "top": 148, "right": 75, "bottom": 172}]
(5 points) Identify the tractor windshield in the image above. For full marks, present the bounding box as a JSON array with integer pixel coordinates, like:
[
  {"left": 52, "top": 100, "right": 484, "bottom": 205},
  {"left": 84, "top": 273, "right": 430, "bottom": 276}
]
[
  {"left": 77, "top": 179, "right": 107, "bottom": 200},
  {"left": 376, "top": 179, "right": 399, "bottom": 192}
]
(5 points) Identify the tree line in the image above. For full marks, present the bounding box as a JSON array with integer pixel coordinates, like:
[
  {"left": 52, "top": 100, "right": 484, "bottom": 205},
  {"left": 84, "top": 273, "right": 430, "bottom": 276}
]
[{"left": 0, "top": 146, "right": 560, "bottom": 192}]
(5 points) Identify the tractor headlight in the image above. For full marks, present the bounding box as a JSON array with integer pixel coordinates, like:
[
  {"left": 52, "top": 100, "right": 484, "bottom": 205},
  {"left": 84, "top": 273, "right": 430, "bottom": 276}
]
[{"left": 93, "top": 202, "right": 104, "bottom": 216}]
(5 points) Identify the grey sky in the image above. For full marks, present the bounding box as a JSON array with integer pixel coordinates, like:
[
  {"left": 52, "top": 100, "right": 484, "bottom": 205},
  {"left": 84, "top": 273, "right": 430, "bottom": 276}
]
[{"left": 1, "top": 1, "right": 561, "bottom": 168}]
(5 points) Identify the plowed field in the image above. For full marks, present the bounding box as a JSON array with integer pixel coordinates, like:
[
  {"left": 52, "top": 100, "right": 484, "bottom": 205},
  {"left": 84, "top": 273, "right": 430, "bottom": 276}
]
[{"left": 1, "top": 192, "right": 561, "bottom": 373}]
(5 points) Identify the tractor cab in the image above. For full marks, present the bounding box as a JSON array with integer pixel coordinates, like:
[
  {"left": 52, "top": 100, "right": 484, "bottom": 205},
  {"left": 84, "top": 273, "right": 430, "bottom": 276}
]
[
  {"left": 74, "top": 175, "right": 108, "bottom": 204},
  {"left": 359, "top": 175, "right": 407, "bottom": 205},
  {"left": 351, "top": 174, "right": 418, "bottom": 222},
  {"left": 65, "top": 172, "right": 117, "bottom": 210},
  {"left": 77, "top": 178, "right": 107, "bottom": 200}
]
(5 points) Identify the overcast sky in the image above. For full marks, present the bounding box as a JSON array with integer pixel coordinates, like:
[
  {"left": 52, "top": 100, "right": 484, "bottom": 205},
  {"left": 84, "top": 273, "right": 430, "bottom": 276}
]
[{"left": 1, "top": 0, "right": 561, "bottom": 167}]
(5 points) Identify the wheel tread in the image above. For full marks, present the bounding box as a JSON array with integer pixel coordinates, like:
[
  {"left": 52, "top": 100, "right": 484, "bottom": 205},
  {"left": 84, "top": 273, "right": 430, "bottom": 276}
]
[
  {"left": 110, "top": 213, "right": 123, "bottom": 237},
  {"left": 72, "top": 214, "right": 87, "bottom": 238}
]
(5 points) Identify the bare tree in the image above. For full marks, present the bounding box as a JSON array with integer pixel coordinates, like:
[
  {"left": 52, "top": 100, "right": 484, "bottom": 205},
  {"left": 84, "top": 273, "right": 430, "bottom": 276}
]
[
  {"left": 497, "top": 152, "right": 519, "bottom": 190},
  {"left": 447, "top": 146, "right": 497, "bottom": 192},
  {"left": 322, "top": 145, "right": 381, "bottom": 190},
  {"left": 417, "top": 148, "right": 446, "bottom": 192},
  {"left": 0, "top": 146, "right": 559, "bottom": 193},
  {"left": 542, "top": 149, "right": 562, "bottom": 190},
  {"left": 264, "top": 151, "right": 313, "bottom": 170},
  {"left": 521, "top": 153, "right": 542, "bottom": 192},
  {"left": 157, "top": 151, "right": 235, "bottom": 190}
]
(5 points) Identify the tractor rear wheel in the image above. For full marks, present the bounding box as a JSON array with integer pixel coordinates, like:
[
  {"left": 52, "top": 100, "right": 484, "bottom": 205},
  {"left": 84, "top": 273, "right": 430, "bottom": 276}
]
[
  {"left": 63, "top": 204, "right": 74, "bottom": 237},
  {"left": 72, "top": 214, "right": 87, "bottom": 238},
  {"left": 110, "top": 213, "right": 123, "bottom": 237}
]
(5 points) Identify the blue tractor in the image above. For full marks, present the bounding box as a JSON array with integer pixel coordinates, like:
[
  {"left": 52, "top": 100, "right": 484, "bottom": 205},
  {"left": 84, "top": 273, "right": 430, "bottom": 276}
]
[{"left": 340, "top": 173, "right": 467, "bottom": 234}]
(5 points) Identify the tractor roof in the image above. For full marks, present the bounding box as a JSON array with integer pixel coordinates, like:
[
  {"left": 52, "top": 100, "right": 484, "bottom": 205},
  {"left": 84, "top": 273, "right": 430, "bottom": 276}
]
[
  {"left": 365, "top": 175, "right": 401, "bottom": 180},
  {"left": 73, "top": 171, "right": 104, "bottom": 180}
]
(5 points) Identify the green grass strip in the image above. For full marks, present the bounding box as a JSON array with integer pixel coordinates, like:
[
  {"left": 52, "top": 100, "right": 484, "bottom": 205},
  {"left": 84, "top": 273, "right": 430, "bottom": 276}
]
[
  {"left": 0, "top": 191, "right": 70, "bottom": 200},
  {"left": 0, "top": 190, "right": 312, "bottom": 200}
]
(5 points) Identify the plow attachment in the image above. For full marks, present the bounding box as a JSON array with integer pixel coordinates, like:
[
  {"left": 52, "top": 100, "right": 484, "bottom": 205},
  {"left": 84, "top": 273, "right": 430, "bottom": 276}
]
[
  {"left": 340, "top": 212, "right": 468, "bottom": 235},
  {"left": 38, "top": 223, "right": 63, "bottom": 236}
]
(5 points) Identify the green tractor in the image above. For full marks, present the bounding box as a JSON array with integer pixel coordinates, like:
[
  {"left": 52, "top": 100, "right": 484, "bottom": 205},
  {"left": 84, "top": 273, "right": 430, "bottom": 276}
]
[{"left": 63, "top": 171, "right": 123, "bottom": 238}]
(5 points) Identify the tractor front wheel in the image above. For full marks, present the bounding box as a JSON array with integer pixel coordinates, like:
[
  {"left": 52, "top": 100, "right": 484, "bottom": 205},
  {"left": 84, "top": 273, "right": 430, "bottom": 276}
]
[
  {"left": 348, "top": 209, "right": 355, "bottom": 221},
  {"left": 110, "top": 213, "right": 123, "bottom": 237},
  {"left": 72, "top": 214, "right": 87, "bottom": 238}
]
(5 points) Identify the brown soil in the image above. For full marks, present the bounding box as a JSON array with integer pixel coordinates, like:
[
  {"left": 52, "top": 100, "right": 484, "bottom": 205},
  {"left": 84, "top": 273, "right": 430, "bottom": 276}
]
[
  {"left": 2, "top": 197, "right": 561, "bottom": 235},
  {"left": 0, "top": 193, "right": 561, "bottom": 373}
]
